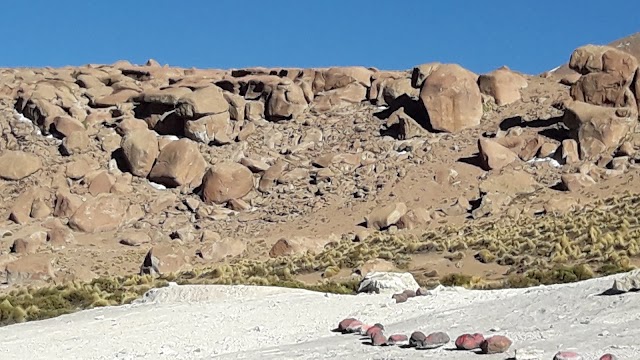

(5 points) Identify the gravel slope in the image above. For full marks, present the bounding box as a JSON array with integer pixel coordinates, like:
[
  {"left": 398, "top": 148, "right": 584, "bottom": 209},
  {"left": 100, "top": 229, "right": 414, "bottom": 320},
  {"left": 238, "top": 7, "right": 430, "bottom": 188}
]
[{"left": 0, "top": 274, "right": 637, "bottom": 359}]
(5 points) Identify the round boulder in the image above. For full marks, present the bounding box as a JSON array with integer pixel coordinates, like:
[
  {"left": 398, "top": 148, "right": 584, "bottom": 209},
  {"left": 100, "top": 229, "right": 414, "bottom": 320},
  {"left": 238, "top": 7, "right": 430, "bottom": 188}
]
[{"left": 202, "top": 162, "right": 254, "bottom": 205}]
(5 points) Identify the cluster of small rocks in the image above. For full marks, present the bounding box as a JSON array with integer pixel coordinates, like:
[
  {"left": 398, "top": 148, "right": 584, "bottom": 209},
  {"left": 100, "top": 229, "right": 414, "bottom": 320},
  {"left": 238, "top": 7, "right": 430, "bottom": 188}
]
[
  {"left": 334, "top": 317, "right": 512, "bottom": 354},
  {"left": 335, "top": 318, "right": 619, "bottom": 359}
]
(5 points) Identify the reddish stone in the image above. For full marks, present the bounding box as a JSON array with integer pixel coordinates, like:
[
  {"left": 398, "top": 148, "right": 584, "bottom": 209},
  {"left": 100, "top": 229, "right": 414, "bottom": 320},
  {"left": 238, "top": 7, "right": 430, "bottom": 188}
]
[
  {"left": 386, "top": 334, "right": 408, "bottom": 345},
  {"left": 554, "top": 351, "right": 583, "bottom": 360},
  {"left": 345, "top": 321, "right": 364, "bottom": 334},
  {"left": 337, "top": 318, "right": 358, "bottom": 332},
  {"left": 480, "top": 335, "right": 512, "bottom": 354},
  {"left": 455, "top": 333, "right": 485, "bottom": 350},
  {"left": 371, "top": 332, "right": 387, "bottom": 346},
  {"left": 599, "top": 354, "right": 618, "bottom": 360},
  {"left": 365, "top": 325, "right": 383, "bottom": 338}
]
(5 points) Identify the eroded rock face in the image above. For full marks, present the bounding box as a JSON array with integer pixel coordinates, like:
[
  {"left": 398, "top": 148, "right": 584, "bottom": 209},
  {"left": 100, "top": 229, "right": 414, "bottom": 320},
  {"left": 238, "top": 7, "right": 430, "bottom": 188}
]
[
  {"left": 420, "top": 64, "right": 483, "bottom": 133},
  {"left": 148, "top": 138, "right": 206, "bottom": 189},
  {"left": 201, "top": 162, "right": 254, "bottom": 204}
]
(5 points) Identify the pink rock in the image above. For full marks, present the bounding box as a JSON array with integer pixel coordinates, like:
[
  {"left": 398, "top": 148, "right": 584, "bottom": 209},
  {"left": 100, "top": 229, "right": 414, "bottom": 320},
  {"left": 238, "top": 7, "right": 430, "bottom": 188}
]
[
  {"left": 480, "top": 335, "right": 512, "bottom": 354},
  {"left": 371, "top": 332, "right": 387, "bottom": 346},
  {"left": 365, "top": 325, "right": 383, "bottom": 338},
  {"left": 402, "top": 289, "right": 417, "bottom": 298},
  {"left": 392, "top": 293, "right": 408, "bottom": 303},
  {"left": 386, "top": 334, "right": 408, "bottom": 345},
  {"left": 421, "top": 331, "right": 450, "bottom": 349},
  {"left": 455, "top": 333, "right": 485, "bottom": 350},
  {"left": 337, "top": 318, "right": 358, "bottom": 332},
  {"left": 599, "top": 354, "right": 618, "bottom": 360},
  {"left": 554, "top": 351, "right": 583, "bottom": 360},
  {"left": 345, "top": 321, "right": 365, "bottom": 334}
]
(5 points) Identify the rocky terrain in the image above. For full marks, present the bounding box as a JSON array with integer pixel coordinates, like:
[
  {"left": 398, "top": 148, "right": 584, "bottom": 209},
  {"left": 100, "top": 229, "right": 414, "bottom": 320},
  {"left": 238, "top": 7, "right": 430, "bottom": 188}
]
[{"left": 1, "top": 31, "right": 640, "bottom": 328}]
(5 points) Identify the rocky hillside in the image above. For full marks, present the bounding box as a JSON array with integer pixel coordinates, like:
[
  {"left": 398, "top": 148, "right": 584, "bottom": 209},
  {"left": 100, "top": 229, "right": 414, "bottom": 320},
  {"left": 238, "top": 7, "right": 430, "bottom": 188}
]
[{"left": 0, "top": 41, "right": 639, "bottom": 300}]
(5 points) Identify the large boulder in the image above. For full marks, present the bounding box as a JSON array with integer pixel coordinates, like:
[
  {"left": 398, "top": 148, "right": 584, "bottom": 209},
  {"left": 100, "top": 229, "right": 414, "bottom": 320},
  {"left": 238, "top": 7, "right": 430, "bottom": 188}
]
[
  {"left": 365, "top": 203, "right": 408, "bottom": 230},
  {"left": 420, "top": 64, "right": 483, "bottom": 132},
  {"left": 120, "top": 129, "right": 160, "bottom": 177},
  {"left": 148, "top": 138, "right": 206, "bottom": 189},
  {"left": 477, "top": 67, "right": 528, "bottom": 106},
  {"left": 0, "top": 151, "right": 42, "bottom": 180},
  {"left": 563, "top": 99, "right": 637, "bottom": 160},
  {"left": 569, "top": 45, "right": 638, "bottom": 84},
  {"left": 184, "top": 113, "right": 232, "bottom": 145},
  {"left": 266, "top": 80, "right": 307, "bottom": 120},
  {"left": 313, "top": 67, "right": 373, "bottom": 93},
  {"left": 175, "top": 86, "right": 229, "bottom": 119},
  {"left": 201, "top": 162, "right": 254, "bottom": 204},
  {"left": 69, "top": 194, "right": 127, "bottom": 233},
  {"left": 478, "top": 138, "right": 518, "bottom": 170}
]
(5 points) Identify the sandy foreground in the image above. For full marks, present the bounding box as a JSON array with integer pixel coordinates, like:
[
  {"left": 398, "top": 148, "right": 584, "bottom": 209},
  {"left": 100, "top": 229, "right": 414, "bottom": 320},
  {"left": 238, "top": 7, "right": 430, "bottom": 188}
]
[{"left": 0, "top": 274, "right": 638, "bottom": 360}]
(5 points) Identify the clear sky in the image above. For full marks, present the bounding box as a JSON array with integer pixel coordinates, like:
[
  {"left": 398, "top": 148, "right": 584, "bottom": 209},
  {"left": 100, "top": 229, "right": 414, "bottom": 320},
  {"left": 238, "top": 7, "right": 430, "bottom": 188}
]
[{"left": 4, "top": 0, "right": 639, "bottom": 75}]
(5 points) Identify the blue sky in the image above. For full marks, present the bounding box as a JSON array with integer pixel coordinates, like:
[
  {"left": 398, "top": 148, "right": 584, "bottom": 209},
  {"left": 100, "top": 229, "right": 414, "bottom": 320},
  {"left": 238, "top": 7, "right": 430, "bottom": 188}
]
[{"left": 5, "top": 1, "right": 639, "bottom": 74}]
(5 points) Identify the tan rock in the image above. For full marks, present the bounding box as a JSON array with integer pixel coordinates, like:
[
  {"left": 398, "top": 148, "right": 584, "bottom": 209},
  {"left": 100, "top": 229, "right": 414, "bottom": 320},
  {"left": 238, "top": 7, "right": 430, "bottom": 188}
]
[
  {"left": 240, "top": 157, "right": 270, "bottom": 173},
  {"left": 266, "top": 81, "right": 307, "bottom": 120},
  {"left": 396, "top": 208, "right": 430, "bottom": 230},
  {"left": 544, "top": 197, "right": 579, "bottom": 215},
  {"left": 569, "top": 45, "right": 638, "bottom": 83},
  {"left": 411, "top": 62, "right": 442, "bottom": 88},
  {"left": 66, "top": 156, "right": 98, "bottom": 180},
  {"left": 47, "top": 226, "right": 75, "bottom": 246},
  {"left": 245, "top": 101, "right": 265, "bottom": 121},
  {"left": 224, "top": 91, "right": 246, "bottom": 121},
  {"left": 0, "top": 151, "right": 41, "bottom": 180},
  {"left": 53, "top": 190, "right": 83, "bottom": 218},
  {"left": 139, "top": 244, "right": 190, "bottom": 275},
  {"left": 137, "top": 87, "right": 192, "bottom": 105},
  {"left": 477, "top": 67, "right": 528, "bottom": 106},
  {"left": 561, "top": 139, "right": 580, "bottom": 164},
  {"left": 197, "top": 238, "right": 246, "bottom": 262},
  {"left": 259, "top": 160, "right": 287, "bottom": 192},
  {"left": 420, "top": 64, "right": 483, "bottom": 132},
  {"left": 384, "top": 109, "right": 427, "bottom": 140},
  {"left": 69, "top": 194, "right": 127, "bottom": 233},
  {"left": 518, "top": 136, "right": 544, "bottom": 161},
  {"left": 116, "top": 117, "right": 149, "bottom": 135},
  {"left": 563, "top": 99, "right": 637, "bottom": 160},
  {"left": 356, "top": 259, "right": 395, "bottom": 275},
  {"left": 9, "top": 190, "right": 38, "bottom": 225},
  {"left": 61, "top": 131, "right": 91, "bottom": 155},
  {"left": 571, "top": 72, "right": 630, "bottom": 107},
  {"left": 315, "top": 67, "right": 373, "bottom": 92},
  {"left": 176, "top": 86, "right": 229, "bottom": 119},
  {"left": 539, "top": 142, "right": 558, "bottom": 158},
  {"left": 148, "top": 138, "right": 206, "bottom": 189},
  {"left": 201, "top": 162, "right": 254, "bottom": 204},
  {"left": 52, "top": 116, "right": 85, "bottom": 137},
  {"left": 269, "top": 238, "right": 301, "bottom": 258},
  {"left": 87, "top": 171, "right": 116, "bottom": 196},
  {"left": 366, "top": 203, "right": 408, "bottom": 230},
  {"left": 479, "top": 170, "right": 539, "bottom": 196},
  {"left": 93, "top": 89, "right": 138, "bottom": 107},
  {"left": 120, "top": 128, "right": 160, "bottom": 177},
  {"left": 561, "top": 173, "right": 597, "bottom": 191},
  {"left": 478, "top": 138, "right": 518, "bottom": 170},
  {"left": 3, "top": 254, "right": 55, "bottom": 285},
  {"left": 184, "top": 113, "right": 232, "bottom": 144}
]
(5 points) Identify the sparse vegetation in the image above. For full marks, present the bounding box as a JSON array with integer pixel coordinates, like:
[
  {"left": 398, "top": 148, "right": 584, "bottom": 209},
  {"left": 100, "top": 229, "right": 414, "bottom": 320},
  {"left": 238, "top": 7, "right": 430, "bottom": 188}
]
[{"left": 1, "top": 192, "right": 639, "bottom": 326}]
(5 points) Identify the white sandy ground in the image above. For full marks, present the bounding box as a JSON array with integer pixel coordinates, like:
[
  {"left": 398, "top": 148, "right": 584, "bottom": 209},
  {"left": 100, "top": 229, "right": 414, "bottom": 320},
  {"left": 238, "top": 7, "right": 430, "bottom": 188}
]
[{"left": 0, "top": 273, "right": 638, "bottom": 360}]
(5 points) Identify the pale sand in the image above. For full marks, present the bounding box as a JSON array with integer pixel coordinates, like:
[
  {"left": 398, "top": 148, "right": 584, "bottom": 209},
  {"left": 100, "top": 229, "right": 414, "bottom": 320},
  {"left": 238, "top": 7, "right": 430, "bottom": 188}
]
[{"left": 0, "top": 273, "right": 638, "bottom": 359}]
